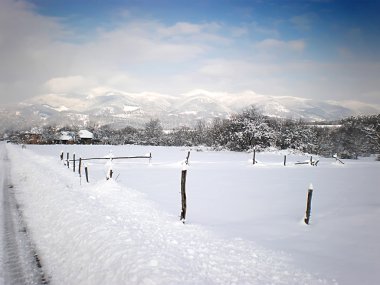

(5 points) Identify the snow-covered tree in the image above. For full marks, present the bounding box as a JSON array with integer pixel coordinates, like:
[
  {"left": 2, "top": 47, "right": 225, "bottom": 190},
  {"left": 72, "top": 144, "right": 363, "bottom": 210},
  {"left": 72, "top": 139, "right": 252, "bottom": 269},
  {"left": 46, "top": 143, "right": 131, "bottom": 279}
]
[
  {"left": 144, "top": 119, "right": 163, "bottom": 145},
  {"left": 362, "top": 114, "right": 380, "bottom": 154}
]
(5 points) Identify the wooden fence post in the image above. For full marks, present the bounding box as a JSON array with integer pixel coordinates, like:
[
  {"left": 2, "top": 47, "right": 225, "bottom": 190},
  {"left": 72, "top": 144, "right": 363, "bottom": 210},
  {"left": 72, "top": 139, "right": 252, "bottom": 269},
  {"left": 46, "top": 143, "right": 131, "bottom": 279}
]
[
  {"left": 78, "top": 158, "right": 82, "bottom": 177},
  {"left": 67, "top": 153, "right": 69, "bottom": 168},
  {"left": 284, "top": 155, "right": 287, "bottom": 166},
  {"left": 304, "top": 184, "right": 313, "bottom": 225},
  {"left": 106, "top": 157, "right": 113, "bottom": 180},
  {"left": 180, "top": 169, "right": 187, "bottom": 223},
  {"left": 253, "top": 148, "right": 256, "bottom": 165},
  {"left": 85, "top": 166, "right": 89, "bottom": 183},
  {"left": 149, "top": 152, "right": 152, "bottom": 164},
  {"left": 185, "top": 151, "right": 190, "bottom": 165},
  {"left": 180, "top": 152, "right": 190, "bottom": 223},
  {"left": 333, "top": 154, "right": 345, "bottom": 164},
  {"left": 60, "top": 151, "right": 63, "bottom": 161},
  {"left": 73, "top": 154, "right": 76, "bottom": 172}
]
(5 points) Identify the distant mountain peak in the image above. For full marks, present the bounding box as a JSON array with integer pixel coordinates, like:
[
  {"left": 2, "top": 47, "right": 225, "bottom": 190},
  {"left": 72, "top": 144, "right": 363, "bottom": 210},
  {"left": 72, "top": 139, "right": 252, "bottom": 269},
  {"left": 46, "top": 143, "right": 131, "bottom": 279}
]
[{"left": 1, "top": 89, "right": 379, "bottom": 132}]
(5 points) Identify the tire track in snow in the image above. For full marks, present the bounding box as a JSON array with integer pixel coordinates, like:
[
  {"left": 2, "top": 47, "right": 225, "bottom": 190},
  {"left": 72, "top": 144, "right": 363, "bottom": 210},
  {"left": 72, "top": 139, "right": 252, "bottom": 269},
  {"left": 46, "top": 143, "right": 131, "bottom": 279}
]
[{"left": 0, "top": 143, "right": 49, "bottom": 285}]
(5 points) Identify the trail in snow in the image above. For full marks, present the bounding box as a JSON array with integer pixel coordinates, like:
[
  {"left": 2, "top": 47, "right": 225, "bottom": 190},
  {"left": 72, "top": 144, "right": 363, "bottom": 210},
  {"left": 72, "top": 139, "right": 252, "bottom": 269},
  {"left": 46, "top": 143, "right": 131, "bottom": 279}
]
[
  {"left": 0, "top": 143, "right": 48, "bottom": 285},
  {"left": 6, "top": 144, "right": 332, "bottom": 285}
]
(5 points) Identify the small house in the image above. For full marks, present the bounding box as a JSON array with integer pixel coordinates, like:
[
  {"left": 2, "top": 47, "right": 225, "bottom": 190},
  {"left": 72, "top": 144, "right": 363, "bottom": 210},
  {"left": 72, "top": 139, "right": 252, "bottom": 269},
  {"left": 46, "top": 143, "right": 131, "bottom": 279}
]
[
  {"left": 58, "top": 131, "right": 75, "bottom": 144},
  {"left": 78, "top": 130, "right": 94, "bottom": 144},
  {"left": 19, "top": 128, "right": 43, "bottom": 144}
]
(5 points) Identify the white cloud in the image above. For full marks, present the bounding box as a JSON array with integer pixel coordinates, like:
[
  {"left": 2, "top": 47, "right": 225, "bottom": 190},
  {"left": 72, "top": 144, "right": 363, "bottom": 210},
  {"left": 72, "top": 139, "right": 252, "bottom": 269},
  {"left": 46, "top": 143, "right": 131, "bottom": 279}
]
[
  {"left": 229, "top": 26, "right": 248, "bottom": 37},
  {"left": 199, "top": 58, "right": 283, "bottom": 78},
  {"left": 0, "top": 0, "right": 379, "bottom": 106},
  {"left": 287, "top": 40, "right": 306, "bottom": 51},
  {"left": 158, "top": 22, "right": 204, "bottom": 36},
  {"left": 337, "top": 47, "right": 354, "bottom": 58},
  {"left": 0, "top": 1, "right": 221, "bottom": 103},
  {"left": 255, "top": 39, "right": 306, "bottom": 52},
  {"left": 0, "top": 0, "right": 70, "bottom": 102},
  {"left": 290, "top": 14, "right": 316, "bottom": 31},
  {"left": 249, "top": 22, "right": 279, "bottom": 37},
  {"left": 44, "top": 76, "right": 96, "bottom": 94},
  {"left": 82, "top": 20, "right": 211, "bottom": 65}
]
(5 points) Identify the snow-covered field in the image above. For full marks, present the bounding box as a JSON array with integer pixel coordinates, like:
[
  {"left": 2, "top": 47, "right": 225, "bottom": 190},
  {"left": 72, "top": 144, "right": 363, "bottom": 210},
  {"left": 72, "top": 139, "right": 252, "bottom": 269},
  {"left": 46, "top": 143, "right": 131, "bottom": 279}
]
[{"left": 2, "top": 143, "right": 380, "bottom": 284}]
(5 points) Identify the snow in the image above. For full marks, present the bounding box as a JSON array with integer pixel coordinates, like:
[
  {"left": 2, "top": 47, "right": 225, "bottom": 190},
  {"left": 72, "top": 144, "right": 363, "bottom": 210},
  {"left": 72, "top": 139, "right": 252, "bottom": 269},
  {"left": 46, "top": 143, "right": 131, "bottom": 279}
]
[
  {"left": 0, "top": 146, "right": 4, "bottom": 284},
  {"left": 59, "top": 131, "right": 73, "bottom": 141},
  {"left": 123, "top": 105, "right": 141, "bottom": 112},
  {"left": 78, "top": 130, "right": 94, "bottom": 139},
  {"left": 42, "top": 104, "right": 69, "bottom": 112},
  {"left": 2, "top": 143, "right": 380, "bottom": 284},
  {"left": 180, "top": 111, "right": 198, "bottom": 115}
]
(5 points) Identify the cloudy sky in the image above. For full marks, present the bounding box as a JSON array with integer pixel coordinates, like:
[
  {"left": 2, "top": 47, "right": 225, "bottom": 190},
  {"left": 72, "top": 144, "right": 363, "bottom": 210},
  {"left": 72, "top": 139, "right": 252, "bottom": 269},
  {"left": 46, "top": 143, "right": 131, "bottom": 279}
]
[{"left": 1, "top": 0, "right": 379, "bottom": 105}]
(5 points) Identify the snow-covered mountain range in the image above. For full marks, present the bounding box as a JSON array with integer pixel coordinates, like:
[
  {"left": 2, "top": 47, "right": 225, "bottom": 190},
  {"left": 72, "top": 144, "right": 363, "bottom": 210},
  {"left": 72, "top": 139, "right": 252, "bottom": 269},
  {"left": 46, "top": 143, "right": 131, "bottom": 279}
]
[{"left": 1, "top": 89, "right": 379, "bottom": 131}]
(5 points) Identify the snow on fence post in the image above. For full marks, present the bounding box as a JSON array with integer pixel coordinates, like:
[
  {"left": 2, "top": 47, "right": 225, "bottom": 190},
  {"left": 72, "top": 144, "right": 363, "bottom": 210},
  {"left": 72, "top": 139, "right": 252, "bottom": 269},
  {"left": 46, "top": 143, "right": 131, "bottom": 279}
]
[
  {"left": 85, "top": 165, "right": 89, "bottom": 183},
  {"left": 106, "top": 160, "right": 113, "bottom": 180},
  {"left": 73, "top": 153, "right": 76, "bottom": 172},
  {"left": 284, "top": 155, "right": 287, "bottom": 166},
  {"left": 304, "top": 183, "right": 314, "bottom": 225},
  {"left": 106, "top": 154, "right": 113, "bottom": 180},
  {"left": 67, "top": 152, "right": 69, "bottom": 169}
]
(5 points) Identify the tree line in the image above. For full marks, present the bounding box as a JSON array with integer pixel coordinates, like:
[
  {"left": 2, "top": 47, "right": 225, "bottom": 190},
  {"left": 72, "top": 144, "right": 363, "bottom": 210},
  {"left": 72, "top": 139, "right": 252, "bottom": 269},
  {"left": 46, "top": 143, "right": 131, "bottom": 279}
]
[{"left": 3, "top": 107, "right": 380, "bottom": 159}]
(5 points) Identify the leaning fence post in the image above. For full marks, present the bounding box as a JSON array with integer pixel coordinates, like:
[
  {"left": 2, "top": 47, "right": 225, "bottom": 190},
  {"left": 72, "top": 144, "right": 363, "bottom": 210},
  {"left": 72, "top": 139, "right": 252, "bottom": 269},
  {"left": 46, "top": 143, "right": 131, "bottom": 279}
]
[
  {"left": 333, "top": 154, "right": 344, "bottom": 164},
  {"left": 85, "top": 165, "right": 89, "bottom": 183},
  {"left": 60, "top": 151, "right": 63, "bottom": 161},
  {"left": 304, "top": 183, "right": 314, "bottom": 225},
  {"left": 73, "top": 153, "right": 76, "bottom": 172},
  {"left": 185, "top": 151, "right": 190, "bottom": 165},
  {"left": 78, "top": 158, "right": 82, "bottom": 177},
  {"left": 284, "top": 155, "right": 287, "bottom": 166}
]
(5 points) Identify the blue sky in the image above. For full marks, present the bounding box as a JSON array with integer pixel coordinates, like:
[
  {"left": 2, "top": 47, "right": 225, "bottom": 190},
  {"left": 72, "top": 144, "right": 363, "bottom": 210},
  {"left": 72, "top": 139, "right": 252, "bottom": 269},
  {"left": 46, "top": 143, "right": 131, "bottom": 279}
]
[{"left": 1, "top": 0, "right": 379, "bottom": 105}]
